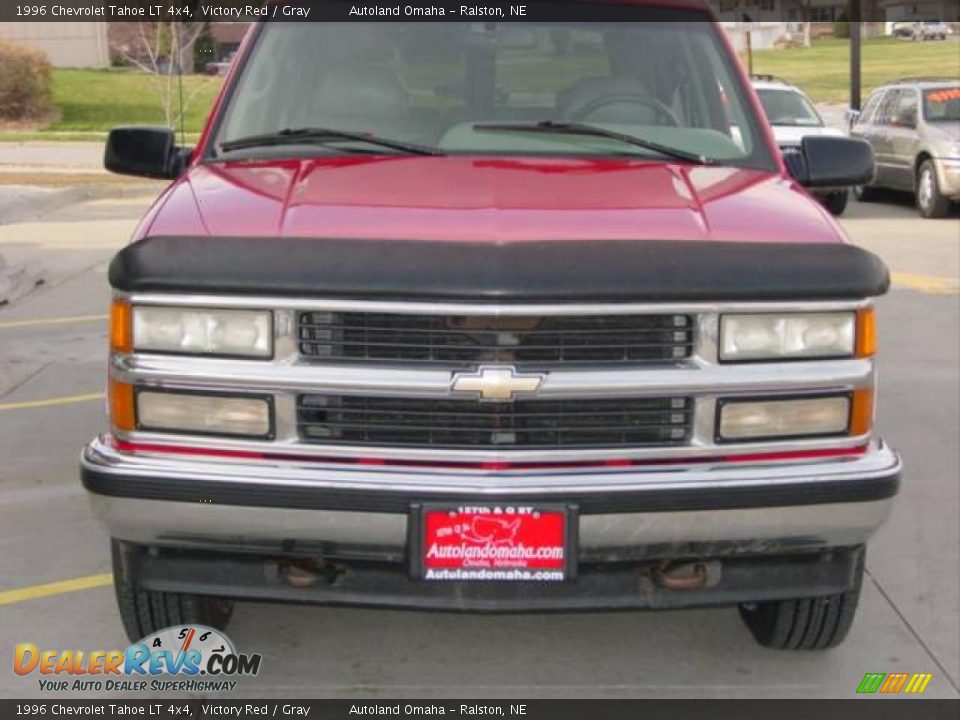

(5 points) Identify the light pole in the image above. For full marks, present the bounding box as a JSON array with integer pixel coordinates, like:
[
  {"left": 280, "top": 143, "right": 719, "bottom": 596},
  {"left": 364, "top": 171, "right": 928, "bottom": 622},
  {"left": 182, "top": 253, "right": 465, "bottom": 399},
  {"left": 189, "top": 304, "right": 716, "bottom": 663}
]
[{"left": 850, "top": 0, "right": 862, "bottom": 111}]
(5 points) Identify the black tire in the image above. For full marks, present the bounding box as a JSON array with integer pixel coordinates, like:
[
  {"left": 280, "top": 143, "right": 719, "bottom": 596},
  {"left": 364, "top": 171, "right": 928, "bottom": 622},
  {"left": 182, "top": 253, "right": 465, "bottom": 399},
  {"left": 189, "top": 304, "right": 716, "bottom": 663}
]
[
  {"left": 820, "top": 190, "right": 849, "bottom": 216},
  {"left": 111, "top": 539, "right": 234, "bottom": 642},
  {"left": 739, "top": 549, "right": 865, "bottom": 650},
  {"left": 916, "top": 159, "right": 952, "bottom": 219},
  {"left": 853, "top": 184, "right": 880, "bottom": 202}
]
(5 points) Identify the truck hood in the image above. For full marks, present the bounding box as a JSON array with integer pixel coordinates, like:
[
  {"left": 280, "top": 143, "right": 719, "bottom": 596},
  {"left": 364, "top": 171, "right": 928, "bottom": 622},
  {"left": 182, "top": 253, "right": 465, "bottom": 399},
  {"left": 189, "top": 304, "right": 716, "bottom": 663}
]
[{"left": 146, "top": 155, "right": 843, "bottom": 244}]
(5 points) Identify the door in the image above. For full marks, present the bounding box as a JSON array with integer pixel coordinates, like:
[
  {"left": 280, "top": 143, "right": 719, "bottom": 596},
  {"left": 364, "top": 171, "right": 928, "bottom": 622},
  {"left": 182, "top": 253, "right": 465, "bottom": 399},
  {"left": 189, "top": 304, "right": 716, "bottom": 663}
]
[
  {"left": 886, "top": 88, "right": 921, "bottom": 190},
  {"left": 870, "top": 89, "right": 901, "bottom": 188}
]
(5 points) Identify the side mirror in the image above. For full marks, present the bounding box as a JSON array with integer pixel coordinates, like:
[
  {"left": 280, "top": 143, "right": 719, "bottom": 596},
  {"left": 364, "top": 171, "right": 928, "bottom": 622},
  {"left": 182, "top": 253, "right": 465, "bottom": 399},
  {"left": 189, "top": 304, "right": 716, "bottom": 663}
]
[
  {"left": 104, "top": 126, "right": 190, "bottom": 179},
  {"left": 789, "top": 136, "right": 875, "bottom": 189}
]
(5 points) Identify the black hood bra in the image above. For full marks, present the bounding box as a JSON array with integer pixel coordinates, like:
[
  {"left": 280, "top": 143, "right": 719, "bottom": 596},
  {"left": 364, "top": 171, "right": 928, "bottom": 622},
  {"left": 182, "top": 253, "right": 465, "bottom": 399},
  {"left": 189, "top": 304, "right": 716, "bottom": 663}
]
[{"left": 110, "top": 236, "right": 890, "bottom": 302}]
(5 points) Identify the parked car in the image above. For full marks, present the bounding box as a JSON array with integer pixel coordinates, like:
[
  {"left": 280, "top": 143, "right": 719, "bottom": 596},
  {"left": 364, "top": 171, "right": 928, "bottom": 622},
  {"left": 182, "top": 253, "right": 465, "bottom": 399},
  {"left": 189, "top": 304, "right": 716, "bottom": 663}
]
[
  {"left": 752, "top": 74, "right": 850, "bottom": 215},
  {"left": 918, "top": 21, "right": 951, "bottom": 40},
  {"left": 890, "top": 21, "right": 950, "bottom": 40},
  {"left": 850, "top": 78, "right": 960, "bottom": 218},
  {"left": 90, "top": 5, "right": 898, "bottom": 651}
]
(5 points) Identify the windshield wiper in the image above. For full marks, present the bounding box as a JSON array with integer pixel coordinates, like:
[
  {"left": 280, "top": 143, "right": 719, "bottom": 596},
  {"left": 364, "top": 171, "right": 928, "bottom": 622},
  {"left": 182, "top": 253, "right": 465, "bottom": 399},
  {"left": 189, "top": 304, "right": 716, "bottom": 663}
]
[
  {"left": 219, "top": 127, "right": 444, "bottom": 156},
  {"left": 472, "top": 121, "right": 710, "bottom": 164}
]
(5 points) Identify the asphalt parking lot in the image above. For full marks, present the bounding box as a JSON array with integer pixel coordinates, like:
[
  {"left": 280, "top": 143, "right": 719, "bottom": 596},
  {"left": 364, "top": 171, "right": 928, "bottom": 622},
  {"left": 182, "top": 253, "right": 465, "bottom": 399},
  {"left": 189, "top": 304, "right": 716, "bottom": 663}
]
[{"left": 0, "top": 191, "right": 957, "bottom": 699}]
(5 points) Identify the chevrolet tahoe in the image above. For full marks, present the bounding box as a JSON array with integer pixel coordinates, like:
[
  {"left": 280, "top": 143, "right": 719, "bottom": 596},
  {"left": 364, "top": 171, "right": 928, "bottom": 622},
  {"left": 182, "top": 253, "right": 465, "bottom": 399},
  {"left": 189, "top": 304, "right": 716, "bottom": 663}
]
[{"left": 84, "top": 2, "right": 900, "bottom": 651}]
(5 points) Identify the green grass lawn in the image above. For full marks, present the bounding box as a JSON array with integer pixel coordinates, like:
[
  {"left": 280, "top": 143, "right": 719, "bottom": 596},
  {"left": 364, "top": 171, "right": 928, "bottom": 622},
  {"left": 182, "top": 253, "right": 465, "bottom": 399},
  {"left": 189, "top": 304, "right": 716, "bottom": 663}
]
[
  {"left": 41, "top": 68, "right": 221, "bottom": 135},
  {"left": 747, "top": 36, "right": 960, "bottom": 104}
]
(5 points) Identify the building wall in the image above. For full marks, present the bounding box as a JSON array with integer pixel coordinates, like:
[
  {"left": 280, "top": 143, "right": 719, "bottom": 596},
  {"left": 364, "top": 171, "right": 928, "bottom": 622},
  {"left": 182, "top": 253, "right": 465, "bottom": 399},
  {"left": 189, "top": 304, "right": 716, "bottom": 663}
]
[{"left": 0, "top": 22, "right": 109, "bottom": 67}]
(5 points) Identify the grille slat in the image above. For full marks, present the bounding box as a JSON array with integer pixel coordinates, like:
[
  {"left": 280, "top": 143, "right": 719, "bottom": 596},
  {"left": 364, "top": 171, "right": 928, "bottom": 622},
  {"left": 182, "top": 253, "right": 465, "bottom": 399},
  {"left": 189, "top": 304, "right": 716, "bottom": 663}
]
[
  {"left": 297, "top": 395, "right": 693, "bottom": 450},
  {"left": 298, "top": 312, "right": 694, "bottom": 366}
]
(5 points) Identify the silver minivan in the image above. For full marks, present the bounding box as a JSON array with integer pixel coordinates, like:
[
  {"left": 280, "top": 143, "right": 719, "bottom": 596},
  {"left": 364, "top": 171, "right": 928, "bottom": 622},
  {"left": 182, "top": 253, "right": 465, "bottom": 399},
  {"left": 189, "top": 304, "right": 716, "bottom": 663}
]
[{"left": 850, "top": 78, "right": 960, "bottom": 218}]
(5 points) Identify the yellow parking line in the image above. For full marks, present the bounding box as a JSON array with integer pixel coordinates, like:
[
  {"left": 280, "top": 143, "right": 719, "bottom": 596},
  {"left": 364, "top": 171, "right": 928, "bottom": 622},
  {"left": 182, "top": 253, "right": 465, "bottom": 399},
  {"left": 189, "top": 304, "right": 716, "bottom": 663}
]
[
  {"left": 891, "top": 272, "right": 960, "bottom": 295},
  {"left": 0, "top": 314, "right": 107, "bottom": 330},
  {"left": 0, "top": 573, "right": 113, "bottom": 607},
  {"left": 0, "top": 392, "right": 104, "bottom": 412}
]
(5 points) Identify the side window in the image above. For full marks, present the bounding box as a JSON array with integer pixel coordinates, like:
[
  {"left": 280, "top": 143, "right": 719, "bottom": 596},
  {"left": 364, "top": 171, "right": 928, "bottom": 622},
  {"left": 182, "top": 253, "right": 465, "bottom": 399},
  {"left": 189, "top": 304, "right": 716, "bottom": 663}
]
[
  {"left": 875, "top": 89, "right": 901, "bottom": 126},
  {"left": 860, "top": 91, "right": 883, "bottom": 125},
  {"left": 895, "top": 89, "right": 919, "bottom": 127}
]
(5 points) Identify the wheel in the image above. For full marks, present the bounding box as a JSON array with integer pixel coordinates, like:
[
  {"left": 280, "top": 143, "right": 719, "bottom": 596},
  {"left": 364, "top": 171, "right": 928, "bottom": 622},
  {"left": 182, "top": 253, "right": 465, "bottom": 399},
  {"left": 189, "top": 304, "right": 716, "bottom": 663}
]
[
  {"left": 739, "top": 549, "right": 864, "bottom": 650},
  {"left": 853, "top": 184, "right": 880, "bottom": 202},
  {"left": 916, "top": 159, "right": 952, "bottom": 219},
  {"left": 111, "top": 539, "right": 234, "bottom": 642},
  {"left": 820, "top": 190, "right": 849, "bottom": 216}
]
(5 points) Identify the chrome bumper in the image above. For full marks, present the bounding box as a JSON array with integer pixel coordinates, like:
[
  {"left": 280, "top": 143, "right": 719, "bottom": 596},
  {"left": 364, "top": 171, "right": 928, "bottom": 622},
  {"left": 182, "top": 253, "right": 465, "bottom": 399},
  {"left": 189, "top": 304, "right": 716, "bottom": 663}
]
[{"left": 82, "top": 437, "right": 900, "bottom": 559}]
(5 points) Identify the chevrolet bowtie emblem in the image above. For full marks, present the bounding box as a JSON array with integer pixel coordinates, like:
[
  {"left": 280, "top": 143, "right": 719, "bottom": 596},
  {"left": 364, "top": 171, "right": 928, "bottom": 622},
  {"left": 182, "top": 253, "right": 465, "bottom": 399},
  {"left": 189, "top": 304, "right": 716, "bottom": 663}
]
[{"left": 450, "top": 366, "right": 545, "bottom": 401}]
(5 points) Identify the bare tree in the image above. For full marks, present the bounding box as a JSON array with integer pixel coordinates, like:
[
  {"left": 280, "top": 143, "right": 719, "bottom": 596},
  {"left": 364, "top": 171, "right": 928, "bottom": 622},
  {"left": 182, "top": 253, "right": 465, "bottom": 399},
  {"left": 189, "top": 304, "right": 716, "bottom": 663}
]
[{"left": 112, "top": 22, "right": 211, "bottom": 130}]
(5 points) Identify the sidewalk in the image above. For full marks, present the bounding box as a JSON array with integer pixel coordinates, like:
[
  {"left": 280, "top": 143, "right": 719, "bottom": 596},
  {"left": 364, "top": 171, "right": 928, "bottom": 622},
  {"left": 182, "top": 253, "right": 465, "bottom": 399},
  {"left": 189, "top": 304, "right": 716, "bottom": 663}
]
[{"left": 0, "top": 141, "right": 106, "bottom": 172}]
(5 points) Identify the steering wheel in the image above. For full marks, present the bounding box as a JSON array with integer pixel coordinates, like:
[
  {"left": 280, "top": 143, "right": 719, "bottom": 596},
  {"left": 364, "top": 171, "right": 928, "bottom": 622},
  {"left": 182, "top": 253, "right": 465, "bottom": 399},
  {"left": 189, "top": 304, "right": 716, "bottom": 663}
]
[{"left": 568, "top": 94, "right": 680, "bottom": 127}]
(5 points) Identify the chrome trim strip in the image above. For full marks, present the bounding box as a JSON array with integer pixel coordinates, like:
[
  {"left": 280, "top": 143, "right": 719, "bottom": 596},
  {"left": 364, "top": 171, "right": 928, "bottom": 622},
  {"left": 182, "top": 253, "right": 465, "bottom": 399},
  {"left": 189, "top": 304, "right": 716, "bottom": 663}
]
[
  {"left": 85, "top": 436, "right": 899, "bottom": 490},
  {"left": 111, "top": 427, "right": 871, "bottom": 465},
  {"left": 119, "top": 292, "right": 872, "bottom": 316},
  {"left": 113, "top": 354, "right": 874, "bottom": 398}
]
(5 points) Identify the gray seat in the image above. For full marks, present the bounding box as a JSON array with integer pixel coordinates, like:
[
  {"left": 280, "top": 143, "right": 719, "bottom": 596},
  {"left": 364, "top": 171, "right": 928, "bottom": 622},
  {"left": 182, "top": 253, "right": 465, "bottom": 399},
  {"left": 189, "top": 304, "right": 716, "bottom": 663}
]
[
  {"left": 311, "top": 66, "right": 413, "bottom": 136},
  {"left": 556, "top": 76, "right": 660, "bottom": 124}
]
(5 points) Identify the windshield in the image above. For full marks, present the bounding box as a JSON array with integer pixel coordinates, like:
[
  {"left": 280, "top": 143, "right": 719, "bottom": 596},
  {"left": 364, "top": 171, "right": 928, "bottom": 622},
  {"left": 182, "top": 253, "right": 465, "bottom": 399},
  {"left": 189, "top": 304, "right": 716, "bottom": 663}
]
[
  {"left": 923, "top": 87, "right": 960, "bottom": 123},
  {"left": 756, "top": 88, "right": 822, "bottom": 127},
  {"left": 215, "top": 19, "right": 772, "bottom": 168}
]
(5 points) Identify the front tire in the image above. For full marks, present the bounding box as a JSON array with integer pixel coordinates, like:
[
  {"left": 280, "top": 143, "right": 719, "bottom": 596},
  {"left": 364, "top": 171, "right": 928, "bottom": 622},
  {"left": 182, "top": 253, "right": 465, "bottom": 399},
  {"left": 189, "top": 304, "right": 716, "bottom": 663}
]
[
  {"left": 853, "top": 184, "right": 881, "bottom": 202},
  {"left": 739, "top": 549, "right": 864, "bottom": 650},
  {"left": 916, "top": 159, "right": 952, "bottom": 219},
  {"left": 821, "top": 190, "right": 849, "bottom": 216},
  {"left": 111, "top": 540, "right": 234, "bottom": 642}
]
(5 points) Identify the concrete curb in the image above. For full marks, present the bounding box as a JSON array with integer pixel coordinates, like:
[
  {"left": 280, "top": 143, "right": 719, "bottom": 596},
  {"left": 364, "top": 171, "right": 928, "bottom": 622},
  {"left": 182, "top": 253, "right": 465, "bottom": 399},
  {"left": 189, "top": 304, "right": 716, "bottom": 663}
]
[{"left": 0, "top": 183, "right": 160, "bottom": 226}]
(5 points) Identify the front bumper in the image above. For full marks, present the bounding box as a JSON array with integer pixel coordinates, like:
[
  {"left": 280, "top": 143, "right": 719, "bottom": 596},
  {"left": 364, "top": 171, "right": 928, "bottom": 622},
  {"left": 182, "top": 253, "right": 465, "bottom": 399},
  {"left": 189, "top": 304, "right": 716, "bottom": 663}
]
[
  {"left": 83, "top": 436, "right": 900, "bottom": 560},
  {"left": 86, "top": 438, "right": 898, "bottom": 610}
]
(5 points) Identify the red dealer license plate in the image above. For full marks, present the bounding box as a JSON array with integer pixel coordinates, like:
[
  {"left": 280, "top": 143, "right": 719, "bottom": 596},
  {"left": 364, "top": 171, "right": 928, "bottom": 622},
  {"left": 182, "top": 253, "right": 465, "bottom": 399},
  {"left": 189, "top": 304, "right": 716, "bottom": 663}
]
[{"left": 413, "top": 504, "right": 575, "bottom": 582}]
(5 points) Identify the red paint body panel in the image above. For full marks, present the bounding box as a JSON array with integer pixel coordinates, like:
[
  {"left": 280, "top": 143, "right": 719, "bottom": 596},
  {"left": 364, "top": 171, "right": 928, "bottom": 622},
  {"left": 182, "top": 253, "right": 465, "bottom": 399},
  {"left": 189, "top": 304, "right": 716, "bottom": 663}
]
[{"left": 146, "top": 156, "right": 843, "bottom": 244}]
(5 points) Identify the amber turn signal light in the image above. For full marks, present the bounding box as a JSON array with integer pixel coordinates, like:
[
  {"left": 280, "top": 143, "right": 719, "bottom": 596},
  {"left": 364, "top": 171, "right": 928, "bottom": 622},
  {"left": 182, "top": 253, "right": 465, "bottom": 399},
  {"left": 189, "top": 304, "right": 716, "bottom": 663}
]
[
  {"left": 110, "top": 299, "right": 132, "bottom": 353},
  {"left": 850, "top": 387, "right": 874, "bottom": 437},
  {"left": 109, "top": 379, "right": 135, "bottom": 432},
  {"left": 856, "top": 308, "right": 875, "bottom": 358}
]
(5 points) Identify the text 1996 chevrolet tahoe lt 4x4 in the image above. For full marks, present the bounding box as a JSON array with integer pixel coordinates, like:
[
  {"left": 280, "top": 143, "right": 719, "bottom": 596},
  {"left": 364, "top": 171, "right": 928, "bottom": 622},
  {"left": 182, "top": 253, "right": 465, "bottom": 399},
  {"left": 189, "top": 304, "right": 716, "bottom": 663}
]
[{"left": 84, "top": 1, "right": 901, "bottom": 650}]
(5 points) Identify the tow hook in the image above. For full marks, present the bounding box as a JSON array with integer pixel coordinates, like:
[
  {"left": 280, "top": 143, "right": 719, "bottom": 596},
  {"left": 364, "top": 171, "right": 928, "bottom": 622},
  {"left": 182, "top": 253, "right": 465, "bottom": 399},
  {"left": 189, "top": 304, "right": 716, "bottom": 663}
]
[
  {"left": 279, "top": 558, "right": 339, "bottom": 588},
  {"left": 654, "top": 560, "right": 721, "bottom": 591}
]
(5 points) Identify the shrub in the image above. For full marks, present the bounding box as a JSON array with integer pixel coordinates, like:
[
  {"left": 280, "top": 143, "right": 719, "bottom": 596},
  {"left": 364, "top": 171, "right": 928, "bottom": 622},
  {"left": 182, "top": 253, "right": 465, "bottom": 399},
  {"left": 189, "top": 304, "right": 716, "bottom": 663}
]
[
  {"left": 0, "top": 41, "right": 54, "bottom": 121},
  {"left": 834, "top": 20, "right": 851, "bottom": 40}
]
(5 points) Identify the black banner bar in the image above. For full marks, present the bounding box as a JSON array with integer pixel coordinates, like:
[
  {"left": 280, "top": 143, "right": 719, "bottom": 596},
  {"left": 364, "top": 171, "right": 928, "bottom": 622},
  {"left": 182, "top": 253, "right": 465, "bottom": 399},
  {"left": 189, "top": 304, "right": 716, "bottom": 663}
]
[
  {"left": 1, "top": 700, "right": 959, "bottom": 720},
  {"left": 1, "top": 0, "right": 949, "bottom": 23}
]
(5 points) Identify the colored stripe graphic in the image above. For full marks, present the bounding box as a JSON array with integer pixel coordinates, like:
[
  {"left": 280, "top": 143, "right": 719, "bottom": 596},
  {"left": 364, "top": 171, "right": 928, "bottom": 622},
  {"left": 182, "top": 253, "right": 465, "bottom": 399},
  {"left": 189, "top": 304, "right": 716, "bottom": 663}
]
[
  {"left": 904, "top": 674, "right": 933, "bottom": 694},
  {"left": 879, "top": 672, "right": 908, "bottom": 693},
  {"left": 857, "top": 673, "right": 885, "bottom": 694},
  {"left": 857, "top": 672, "right": 933, "bottom": 694}
]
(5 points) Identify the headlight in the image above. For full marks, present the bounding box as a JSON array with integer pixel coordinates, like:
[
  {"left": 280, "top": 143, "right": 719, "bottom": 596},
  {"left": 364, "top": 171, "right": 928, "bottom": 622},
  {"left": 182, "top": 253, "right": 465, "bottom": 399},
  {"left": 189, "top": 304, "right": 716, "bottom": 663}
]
[
  {"left": 718, "top": 395, "right": 850, "bottom": 441},
  {"left": 137, "top": 391, "right": 272, "bottom": 438},
  {"left": 720, "top": 312, "right": 855, "bottom": 361},
  {"left": 133, "top": 307, "right": 272, "bottom": 358}
]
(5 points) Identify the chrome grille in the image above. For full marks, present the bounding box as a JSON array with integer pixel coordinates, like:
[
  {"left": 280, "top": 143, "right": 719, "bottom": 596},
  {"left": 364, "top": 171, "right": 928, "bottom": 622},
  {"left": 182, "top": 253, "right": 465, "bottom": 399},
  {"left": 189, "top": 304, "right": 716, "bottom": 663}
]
[
  {"left": 298, "top": 312, "right": 693, "bottom": 366},
  {"left": 297, "top": 395, "right": 693, "bottom": 449}
]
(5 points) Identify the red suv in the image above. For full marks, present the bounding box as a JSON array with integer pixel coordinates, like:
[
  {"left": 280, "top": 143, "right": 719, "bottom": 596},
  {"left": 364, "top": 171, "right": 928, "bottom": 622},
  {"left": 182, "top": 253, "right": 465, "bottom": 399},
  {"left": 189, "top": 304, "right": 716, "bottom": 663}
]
[{"left": 87, "top": 2, "right": 898, "bottom": 651}]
